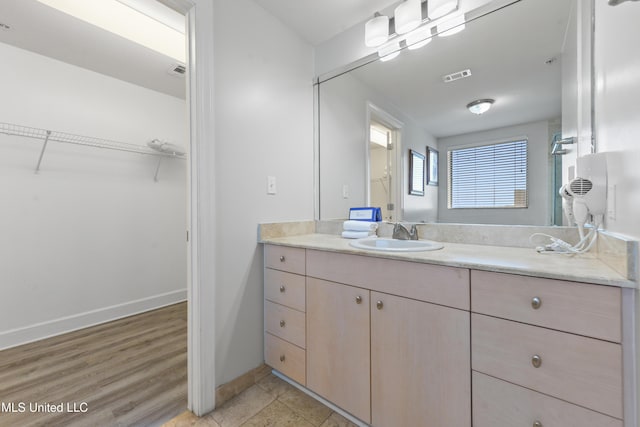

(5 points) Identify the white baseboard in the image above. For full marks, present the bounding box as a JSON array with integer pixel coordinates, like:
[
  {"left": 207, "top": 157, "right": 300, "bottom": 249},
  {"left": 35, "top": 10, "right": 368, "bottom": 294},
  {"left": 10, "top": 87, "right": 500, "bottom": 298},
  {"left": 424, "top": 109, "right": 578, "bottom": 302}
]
[{"left": 0, "top": 289, "right": 187, "bottom": 351}]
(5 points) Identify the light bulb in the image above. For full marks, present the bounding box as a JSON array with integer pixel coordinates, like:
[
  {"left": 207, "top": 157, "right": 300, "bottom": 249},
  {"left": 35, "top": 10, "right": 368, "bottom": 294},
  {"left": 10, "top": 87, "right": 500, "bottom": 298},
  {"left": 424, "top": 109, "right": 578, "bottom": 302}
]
[
  {"left": 394, "top": 0, "right": 422, "bottom": 34},
  {"left": 365, "top": 14, "right": 389, "bottom": 47}
]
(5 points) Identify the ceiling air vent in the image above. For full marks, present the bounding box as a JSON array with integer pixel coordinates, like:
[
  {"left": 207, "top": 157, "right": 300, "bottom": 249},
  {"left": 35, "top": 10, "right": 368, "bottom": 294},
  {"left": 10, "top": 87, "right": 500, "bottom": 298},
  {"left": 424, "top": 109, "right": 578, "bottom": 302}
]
[
  {"left": 168, "top": 63, "right": 186, "bottom": 76},
  {"left": 442, "top": 69, "right": 471, "bottom": 83},
  {"left": 0, "top": 22, "right": 11, "bottom": 31}
]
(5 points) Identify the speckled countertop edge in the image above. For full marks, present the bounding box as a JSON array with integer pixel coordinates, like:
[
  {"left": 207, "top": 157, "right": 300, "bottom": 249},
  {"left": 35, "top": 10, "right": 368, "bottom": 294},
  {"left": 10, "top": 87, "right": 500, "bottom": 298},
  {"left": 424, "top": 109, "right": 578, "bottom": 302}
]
[{"left": 261, "top": 233, "right": 638, "bottom": 289}]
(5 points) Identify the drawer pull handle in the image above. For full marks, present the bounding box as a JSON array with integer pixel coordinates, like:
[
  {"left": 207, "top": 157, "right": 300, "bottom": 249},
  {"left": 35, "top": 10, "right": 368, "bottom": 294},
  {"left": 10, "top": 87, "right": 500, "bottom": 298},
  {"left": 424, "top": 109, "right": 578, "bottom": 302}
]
[
  {"left": 531, "top": 354, "right": 542, "bottom": 368},
  {"left": 280, "top": 320, "right": 286, "bottom": 328},
  {"left": 533, "top": 421, "right": 543, "bottom": 427},
  {"left": 355, "top": 295, "right": 362, "bottom": 304},
  {"left": 279, "top": 285, "right": 286, "bottom": 293},
  {"left": 531, "top": 296, "right": 542, "bottom": 309},
  {"left": 376, "top": 300, "right": 384, "bottom": 310},
  {"left": 279, "top": 256, "right": 286, "bottom": 262},
  {"left": 280, "top": 354, "right": 286, "bottom": 362}
]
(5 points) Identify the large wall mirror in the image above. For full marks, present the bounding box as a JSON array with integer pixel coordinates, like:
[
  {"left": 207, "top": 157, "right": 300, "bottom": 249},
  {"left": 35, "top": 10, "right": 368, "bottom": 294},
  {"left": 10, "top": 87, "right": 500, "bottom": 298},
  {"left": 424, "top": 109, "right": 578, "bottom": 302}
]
[{"left": 317, "top": 0, "right": 585, "bottom": 225}]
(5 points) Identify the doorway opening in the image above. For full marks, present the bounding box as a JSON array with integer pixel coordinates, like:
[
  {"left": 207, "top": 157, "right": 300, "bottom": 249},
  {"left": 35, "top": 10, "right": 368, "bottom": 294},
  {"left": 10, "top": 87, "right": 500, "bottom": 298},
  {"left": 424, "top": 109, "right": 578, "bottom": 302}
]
[{"left": 367, "top": 104, "right": 403, "bottom": 222}]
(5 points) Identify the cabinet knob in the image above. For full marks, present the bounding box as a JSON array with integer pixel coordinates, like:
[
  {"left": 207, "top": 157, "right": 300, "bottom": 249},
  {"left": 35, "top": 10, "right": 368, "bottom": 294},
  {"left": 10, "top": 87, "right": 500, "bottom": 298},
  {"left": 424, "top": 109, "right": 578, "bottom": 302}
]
[
  {"left": 355, "top": 295, "right": 362, "bottom": 304},
  {"left": 279, "top": 285, "right": 286, "bottom": 293},
  {"left": 279, "top": 354, "right": 285, "bottom": 362},
  {"left": 279, "top": 255, "right": 286, "bottom": 262},
  {"left": 376, "top": 300, "right": 384, "bottom": 310},
  {"left": 533, "top": 421, "right": 543, "bottom": 427},
  {"left": 280, "top": 320, "right": 286, "bottom": 328},
  {"left": 531, "top": 296, "right": 542, "bottom": 309},
  {"left": 531, "top": 354, "right": 542, "bottom": 368}
]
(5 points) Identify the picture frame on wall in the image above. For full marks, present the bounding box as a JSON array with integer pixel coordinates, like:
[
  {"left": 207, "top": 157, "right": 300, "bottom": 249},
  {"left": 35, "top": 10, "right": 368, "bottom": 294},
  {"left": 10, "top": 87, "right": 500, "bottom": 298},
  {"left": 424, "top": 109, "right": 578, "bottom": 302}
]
[
  {"left": 409, "top": 149, "right": 425, "bottom": 196},
  {"left": 426, "top": 146, "right": 439, "bottom": 186}
]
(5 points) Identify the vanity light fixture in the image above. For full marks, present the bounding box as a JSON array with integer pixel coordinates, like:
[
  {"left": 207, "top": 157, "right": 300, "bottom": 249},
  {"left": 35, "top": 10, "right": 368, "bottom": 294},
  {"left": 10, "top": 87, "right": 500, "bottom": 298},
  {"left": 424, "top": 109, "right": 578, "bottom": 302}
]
[
  {"left": 467, "top": 99, "right": 495, "bottom": 115},
  {"left": 365, "top": 12, "right": 390, "bottom": 47},
  {"left": 406, "top": 25, "right": 433, "bottom": 50},
  {"left": 378, "top": 40, "right": 401, "bottom": 62},
  {"left": 35, "top": 0, "right": 186, "bottom": 62},
  {"left": 438, "top": 13, "right": 466, "bottom": 37},
  {"left": 428, "top": 0, "right": 458, "bottom": 19},
  {"left": 394, "top": 0, "right": 422, "bottom": 34}
]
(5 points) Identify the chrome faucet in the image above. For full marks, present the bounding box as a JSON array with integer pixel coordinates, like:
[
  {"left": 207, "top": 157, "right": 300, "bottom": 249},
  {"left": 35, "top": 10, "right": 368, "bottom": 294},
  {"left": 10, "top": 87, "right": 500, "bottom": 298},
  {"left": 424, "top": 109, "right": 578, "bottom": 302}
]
[{"left": 392, "top": 223, "right": 418, "bottom": 240}]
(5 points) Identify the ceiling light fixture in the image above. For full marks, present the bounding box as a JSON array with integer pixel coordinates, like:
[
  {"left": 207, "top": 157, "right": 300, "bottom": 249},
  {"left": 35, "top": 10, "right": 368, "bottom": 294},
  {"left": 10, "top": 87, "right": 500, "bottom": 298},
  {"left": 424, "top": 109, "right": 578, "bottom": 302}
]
[
  {"left": 35, "top": 0, "right": 185, "bottom": 62},
  {"left": 394, "top": 0, "right": 422, "bottom": 34},
  {"left": 467, "top": 99, "right": 495, "bottom": 115},
  {"left": 365, "top": 12, "right": 390, "bottom": 47}
]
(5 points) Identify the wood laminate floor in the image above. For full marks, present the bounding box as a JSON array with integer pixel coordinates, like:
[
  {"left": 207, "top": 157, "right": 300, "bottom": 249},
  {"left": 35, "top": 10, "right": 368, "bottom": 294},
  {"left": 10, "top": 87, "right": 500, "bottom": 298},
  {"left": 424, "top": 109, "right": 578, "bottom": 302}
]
[{"left": 0, "top": 302, "right": 187, "bottom": 427}]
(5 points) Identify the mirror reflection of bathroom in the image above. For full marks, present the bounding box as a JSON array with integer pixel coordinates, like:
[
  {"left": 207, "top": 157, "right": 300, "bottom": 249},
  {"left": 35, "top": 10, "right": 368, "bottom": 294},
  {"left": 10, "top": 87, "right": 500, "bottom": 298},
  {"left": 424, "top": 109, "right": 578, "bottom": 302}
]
[{"left": 368, "top": 119, "right": 399, "bottom": 221}]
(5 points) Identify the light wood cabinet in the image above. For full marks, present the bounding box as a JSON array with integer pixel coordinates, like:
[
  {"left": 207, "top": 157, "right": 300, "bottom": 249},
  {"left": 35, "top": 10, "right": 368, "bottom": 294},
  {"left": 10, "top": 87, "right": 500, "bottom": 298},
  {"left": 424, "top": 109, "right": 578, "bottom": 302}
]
[
  {"left": 264, "top": 245, "right": 307, "bottom": 386},
  {"left": 471, "top": 271, "right": 625, "bottom": 425},
  {"left": 371, "top": 292, "right": 470, "bottom": 427},
  {"left": 473, "top": 371, "right": 622, "bottom": 427},
  {"left": 306, "top": 277, "right": 371, "bottom": 423}
]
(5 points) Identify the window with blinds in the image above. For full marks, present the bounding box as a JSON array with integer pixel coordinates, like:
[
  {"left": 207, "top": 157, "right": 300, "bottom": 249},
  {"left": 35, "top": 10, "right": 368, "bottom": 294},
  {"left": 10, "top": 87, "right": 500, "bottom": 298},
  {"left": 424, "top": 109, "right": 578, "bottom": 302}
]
[{"left": 447, "top": 139, "right": 528, "bottom": 209}]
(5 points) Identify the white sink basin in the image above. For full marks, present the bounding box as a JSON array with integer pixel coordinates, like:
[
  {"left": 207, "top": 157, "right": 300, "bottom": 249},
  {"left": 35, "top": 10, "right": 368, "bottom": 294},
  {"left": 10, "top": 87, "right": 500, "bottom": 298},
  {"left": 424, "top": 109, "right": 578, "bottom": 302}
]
[{"left": 349, "top": 237, "right": 443, "bottom": 252}]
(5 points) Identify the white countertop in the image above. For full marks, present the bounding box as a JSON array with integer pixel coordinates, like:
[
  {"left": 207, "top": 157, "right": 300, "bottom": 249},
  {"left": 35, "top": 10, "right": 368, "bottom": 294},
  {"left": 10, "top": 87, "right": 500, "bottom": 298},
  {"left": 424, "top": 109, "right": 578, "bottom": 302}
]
[{"left": 261, "top": 233, "right": 637, "bottom": 288}]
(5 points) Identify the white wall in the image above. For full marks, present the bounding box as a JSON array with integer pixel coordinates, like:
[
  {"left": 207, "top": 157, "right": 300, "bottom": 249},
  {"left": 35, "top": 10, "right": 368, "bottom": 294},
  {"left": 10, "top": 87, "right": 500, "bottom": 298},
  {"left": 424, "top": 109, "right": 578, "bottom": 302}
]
[
  {"left": 0, "top": 43, "right": 187, "bottom": 349},
  {"left": 592, "top": 3, "right": 640, "bottom": 423},
  {"left": 437, "top": 120, "right": 553, "bottom": 225},
  {"left": 213, "top": 0, "right": 314, "bottom": 386}
]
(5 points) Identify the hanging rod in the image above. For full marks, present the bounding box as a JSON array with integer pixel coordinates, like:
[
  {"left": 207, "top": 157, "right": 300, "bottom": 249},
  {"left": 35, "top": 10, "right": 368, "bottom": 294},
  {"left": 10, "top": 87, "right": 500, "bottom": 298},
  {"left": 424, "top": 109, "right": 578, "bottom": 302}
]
[{"left": 0, "top": 122, "right": 185, "bottom": 180}]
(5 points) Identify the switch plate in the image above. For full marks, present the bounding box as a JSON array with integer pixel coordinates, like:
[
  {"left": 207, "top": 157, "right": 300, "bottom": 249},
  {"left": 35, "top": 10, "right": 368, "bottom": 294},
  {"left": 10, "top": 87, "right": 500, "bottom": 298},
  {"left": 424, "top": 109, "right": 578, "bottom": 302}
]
[
  {"left": 267, "top": 176, "right": 277, "bottom": 195},
  {"left": 342, "top": 184, "right": 349, "bottom": 199}
]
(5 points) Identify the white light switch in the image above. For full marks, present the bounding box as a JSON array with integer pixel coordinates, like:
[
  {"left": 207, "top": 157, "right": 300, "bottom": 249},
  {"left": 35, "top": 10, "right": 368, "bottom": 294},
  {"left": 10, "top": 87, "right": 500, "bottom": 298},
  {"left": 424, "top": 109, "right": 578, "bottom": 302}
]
[
  {"left": 342, "top": 184, "right": 349, "bottom": 199},
  {"left": 267, "top": 176, "right": 277, "bottom": 195}
]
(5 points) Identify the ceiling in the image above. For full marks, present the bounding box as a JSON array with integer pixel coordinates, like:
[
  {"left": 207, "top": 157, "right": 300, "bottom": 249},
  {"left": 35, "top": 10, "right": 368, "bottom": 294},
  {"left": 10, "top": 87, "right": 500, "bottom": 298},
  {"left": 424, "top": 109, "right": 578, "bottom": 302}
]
[
  {"left": 0, "top": 0, "right": 186, "bottom": 99},
  {"left": 347, "top": 0, "right": 572, "bottom": 138}
]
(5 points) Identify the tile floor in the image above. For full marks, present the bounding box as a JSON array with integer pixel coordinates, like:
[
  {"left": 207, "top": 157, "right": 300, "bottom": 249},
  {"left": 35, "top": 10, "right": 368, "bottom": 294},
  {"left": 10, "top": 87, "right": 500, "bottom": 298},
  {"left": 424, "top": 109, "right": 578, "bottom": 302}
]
[{"left": 163, "top": 374, "right": 358, "bottom": 427}]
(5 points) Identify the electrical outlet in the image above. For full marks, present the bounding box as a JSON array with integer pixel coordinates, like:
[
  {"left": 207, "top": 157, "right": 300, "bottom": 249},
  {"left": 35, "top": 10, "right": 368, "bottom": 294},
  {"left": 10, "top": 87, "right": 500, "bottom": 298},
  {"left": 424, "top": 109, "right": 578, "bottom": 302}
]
[
  {"left": 267, "top": 176, "right": 277, "bottom": 195},
  {"left": 342, "top": 184, "right": 349, "bottom": 199}
]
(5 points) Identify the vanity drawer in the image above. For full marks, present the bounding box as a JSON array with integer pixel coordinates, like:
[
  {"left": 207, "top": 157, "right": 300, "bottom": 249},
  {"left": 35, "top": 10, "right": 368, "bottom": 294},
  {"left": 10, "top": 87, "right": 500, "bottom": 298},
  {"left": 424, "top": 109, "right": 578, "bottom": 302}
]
[
  {"left": 265, "top": 245, "right": 305, "bottom": 275},
  {"left": 265, "top": 333, "right": 305, "bottom": 385},
  {"left": 471, "top": 270, "right": 621, "bottom": 342},
  {"left": 473, "top": 371, "right": 622, "bottom": 427},
  {"left": 265, "top": 301, "right": 305, "bottom": 348},
  {"left": 265, "top": 268, "right": 305, "bottom": 312},
  {"left": 472, "top": 313, "right": 622, "bottom": 418},
  {"left": 306, "top": 249, "right": 469, "bottom": 310}
]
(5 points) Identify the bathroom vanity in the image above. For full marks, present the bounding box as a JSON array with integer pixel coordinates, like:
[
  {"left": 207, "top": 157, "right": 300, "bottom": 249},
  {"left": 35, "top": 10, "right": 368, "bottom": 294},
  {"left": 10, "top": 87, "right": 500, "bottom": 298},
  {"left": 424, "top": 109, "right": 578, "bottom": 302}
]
[{"left": 262, "top": 231, "right": 636, "bottom": 427}]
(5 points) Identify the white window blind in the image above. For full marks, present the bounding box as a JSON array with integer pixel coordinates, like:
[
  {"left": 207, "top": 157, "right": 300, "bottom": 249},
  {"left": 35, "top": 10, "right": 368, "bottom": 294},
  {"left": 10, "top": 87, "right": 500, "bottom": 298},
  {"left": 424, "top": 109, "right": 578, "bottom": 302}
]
[{"left": 448, "top": 140, "right": 528, "bottom": 209}]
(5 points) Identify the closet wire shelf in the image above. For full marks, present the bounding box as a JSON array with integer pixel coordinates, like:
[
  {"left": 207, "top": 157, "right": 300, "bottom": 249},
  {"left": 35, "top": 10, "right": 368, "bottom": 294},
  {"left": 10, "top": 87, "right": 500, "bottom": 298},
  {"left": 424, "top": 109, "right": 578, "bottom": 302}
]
[{"left": 0, "top": 122, "right": 185, "bottom": 181}]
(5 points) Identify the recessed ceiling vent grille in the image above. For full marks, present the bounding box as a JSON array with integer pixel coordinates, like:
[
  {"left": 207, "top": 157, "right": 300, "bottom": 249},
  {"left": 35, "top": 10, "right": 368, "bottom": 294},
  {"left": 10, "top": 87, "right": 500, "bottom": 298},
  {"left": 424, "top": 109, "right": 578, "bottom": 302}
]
[
  {"left": 442, "top": 69, "right": 472, "bottom": 83},
  {"left": 168, "top": 63, "right": 186, "bottom": 76}
]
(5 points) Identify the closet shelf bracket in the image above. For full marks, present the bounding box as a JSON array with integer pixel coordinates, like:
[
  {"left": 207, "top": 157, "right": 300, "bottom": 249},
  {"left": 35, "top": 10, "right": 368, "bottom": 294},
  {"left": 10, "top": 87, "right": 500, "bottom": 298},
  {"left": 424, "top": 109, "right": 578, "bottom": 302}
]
[{"left": 35, "top": 130, "right": 51, "bottom": 173}]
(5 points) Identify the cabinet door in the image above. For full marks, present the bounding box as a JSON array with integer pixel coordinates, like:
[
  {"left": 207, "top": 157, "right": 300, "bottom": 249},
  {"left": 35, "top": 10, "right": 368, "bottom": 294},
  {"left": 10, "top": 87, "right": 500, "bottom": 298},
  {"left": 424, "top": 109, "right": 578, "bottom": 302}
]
[
  {"left": 306, "top": 278, "right": 371, "bottom": 424},
  {"left": 371, "top": 292, "right": 471, "bottom": 427}
]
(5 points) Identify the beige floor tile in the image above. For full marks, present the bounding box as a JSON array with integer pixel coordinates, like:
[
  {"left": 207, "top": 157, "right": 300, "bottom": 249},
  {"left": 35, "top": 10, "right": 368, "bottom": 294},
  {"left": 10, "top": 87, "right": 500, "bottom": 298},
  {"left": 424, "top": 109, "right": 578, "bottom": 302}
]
[
  {"left": 211, "top": 385, "right": 277, "bottom": 427},
  {"left": 278, "top": 387, "right": 333, "bottom": 426},
  {"left": 319, "top": 412, "right": 359, "bottom": 427},
  {"left": 256, "top": 374, "right": 296, "bottom": 398},
  {"left": 240, "top": 400, "right": 316, "bottom": 427}
]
